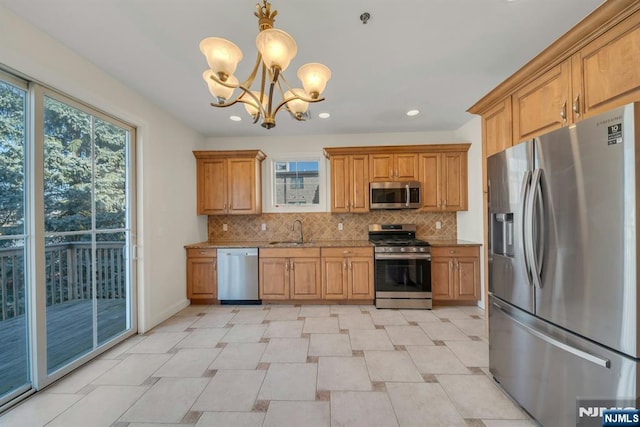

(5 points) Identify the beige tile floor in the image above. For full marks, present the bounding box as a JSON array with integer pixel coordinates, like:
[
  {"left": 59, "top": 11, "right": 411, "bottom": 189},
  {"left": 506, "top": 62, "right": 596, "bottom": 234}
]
[{"left": 0, "top": 305, "right": 537, "bottom": 427}]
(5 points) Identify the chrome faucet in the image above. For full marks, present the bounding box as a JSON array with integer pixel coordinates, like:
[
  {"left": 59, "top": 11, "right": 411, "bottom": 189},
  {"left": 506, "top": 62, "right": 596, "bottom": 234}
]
[{"left": 292, "top": 219, "right": 303, "bottom": 243}]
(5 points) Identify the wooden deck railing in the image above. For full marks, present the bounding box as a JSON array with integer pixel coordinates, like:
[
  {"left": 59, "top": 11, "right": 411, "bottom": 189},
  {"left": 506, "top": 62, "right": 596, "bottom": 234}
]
[{"left": 0, "top": 242, "right": 126, "bottom": 321}]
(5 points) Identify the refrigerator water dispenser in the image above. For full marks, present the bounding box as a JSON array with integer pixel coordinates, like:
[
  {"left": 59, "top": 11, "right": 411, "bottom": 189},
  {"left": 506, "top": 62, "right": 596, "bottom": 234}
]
[{"left": 491, "top": 213, "right": 514, "bottom": 257}]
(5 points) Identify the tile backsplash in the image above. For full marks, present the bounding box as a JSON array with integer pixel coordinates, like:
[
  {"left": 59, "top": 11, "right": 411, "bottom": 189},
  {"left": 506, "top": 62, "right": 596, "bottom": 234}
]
[{"left": 207, "top": 211, "right": 456, "bottom": 242}]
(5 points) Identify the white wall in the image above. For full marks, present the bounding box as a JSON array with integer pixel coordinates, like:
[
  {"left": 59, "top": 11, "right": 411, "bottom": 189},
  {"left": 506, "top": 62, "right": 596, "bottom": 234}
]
[
  {"left": 0, "top": 4, "right": 207, "bottom": 332},
  {"left": 455, "top": 116, "right": 485, "bottom": 308}
]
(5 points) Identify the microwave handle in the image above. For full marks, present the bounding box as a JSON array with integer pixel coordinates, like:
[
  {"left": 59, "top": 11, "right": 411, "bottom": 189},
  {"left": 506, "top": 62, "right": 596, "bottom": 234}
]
[{"left": 405, "top": 184, "right": 410, "bottom": 207}]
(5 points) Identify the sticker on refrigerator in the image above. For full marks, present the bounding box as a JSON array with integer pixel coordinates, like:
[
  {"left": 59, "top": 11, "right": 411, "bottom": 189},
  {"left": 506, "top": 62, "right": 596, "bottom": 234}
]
[{"left": 607, "top": 123, "right": 623, "bottom": 145}]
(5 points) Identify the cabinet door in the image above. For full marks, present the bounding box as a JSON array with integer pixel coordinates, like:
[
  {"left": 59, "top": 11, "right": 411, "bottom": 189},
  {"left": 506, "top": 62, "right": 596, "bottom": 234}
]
[
  {"left": 349, "top": 155, "right": 370, "bottom": 212},
  {"left": 322, "top": 257, "right": 348, "bottom": 299},
  {"left": 348, "top": 257, "right": 374, "bottom": 299},
  {"left": 187, "top": 257, "right": 217, "bottom": 300},
  {"left": 483, "top": 97, "right": 513, "bottom": 158},
  {"left": 418, "top": 153, "right": 441, "bottom": 211},
  {"left": 395, "top": 153, "right": 419, "bottom": 181},
  {"left": 227, "top": 158, "right": 256, "bottom": 214},
  {"left": 197, "top": 159, "right": 227, "bottom": 215},
  {"left": 574, "top": 12, "right": 640, "bottom": 119},
  {"left": 330, "top": 156, "right": 350, "bottom": 213},
  {"left": 512, "top": 61, "right": 572, "bottom": 142},
  {"left": 290, "top": 257, "right": 322, "bottom": 299},
  {"left": 259, "top": 257, "right": 289, "bottom": 299},
  {"left": 441, "top": 152, "right": 467, "bottom": 211},
  {"left": 431, "top": 257, "right": 454, "bottom": 300},
  {"left": 369, "top": 154, "right": 393, "bottom": 181},
  {"left": 455, "top": 257, "right": 480, "bottom": 300}
]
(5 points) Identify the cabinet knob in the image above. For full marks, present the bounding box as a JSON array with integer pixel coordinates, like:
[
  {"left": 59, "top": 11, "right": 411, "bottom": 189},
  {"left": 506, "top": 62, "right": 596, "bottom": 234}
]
[
  {"left": 560, "top": 100, "right": 567, "bottom": 123},
  {"left": 343, "top": 260, "right": 347, "bottom": 270}
]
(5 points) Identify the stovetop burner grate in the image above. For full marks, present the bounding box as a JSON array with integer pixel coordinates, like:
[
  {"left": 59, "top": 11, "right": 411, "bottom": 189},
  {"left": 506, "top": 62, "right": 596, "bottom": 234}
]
[{"left": 368, "top": 224, "right": 429, "bottom": 247}]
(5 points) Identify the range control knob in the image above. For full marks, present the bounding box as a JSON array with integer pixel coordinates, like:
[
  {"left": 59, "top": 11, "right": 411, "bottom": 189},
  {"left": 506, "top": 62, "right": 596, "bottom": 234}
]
[
  {"left": 419, "top": 247, "right": 426, "bottom": 252},
  {"left": 400, "top": 247, "right": 406, "bottom": 252}
]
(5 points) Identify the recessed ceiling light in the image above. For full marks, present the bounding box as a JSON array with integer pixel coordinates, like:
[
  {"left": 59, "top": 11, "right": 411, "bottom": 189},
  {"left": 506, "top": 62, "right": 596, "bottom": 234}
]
[
  {"left": 230, "top": 115, "right": 242, "bottom": 122},
  {"left": 406, "top": 109, "right": 420, "bottom": 117},
  {"left": 318, "top": 112, "right": 331, "bottom": 119}
]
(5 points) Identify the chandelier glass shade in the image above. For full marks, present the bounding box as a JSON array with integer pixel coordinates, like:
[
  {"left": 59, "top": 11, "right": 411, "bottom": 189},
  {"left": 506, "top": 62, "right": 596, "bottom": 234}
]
[{"left": 199, "top": 1, "right": 331, "bottom": 129}]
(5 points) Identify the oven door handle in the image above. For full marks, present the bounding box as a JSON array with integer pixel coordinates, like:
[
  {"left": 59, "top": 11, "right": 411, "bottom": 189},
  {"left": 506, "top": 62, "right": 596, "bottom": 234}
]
[{"left": 375, "top": 253, "right": 431, "bottom": 260}]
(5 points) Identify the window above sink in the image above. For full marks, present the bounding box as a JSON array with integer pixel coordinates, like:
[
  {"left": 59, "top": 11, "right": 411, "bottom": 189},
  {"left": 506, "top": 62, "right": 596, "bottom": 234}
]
[{"left": 266, "top": 157, "right": 327, "bottom": 213}]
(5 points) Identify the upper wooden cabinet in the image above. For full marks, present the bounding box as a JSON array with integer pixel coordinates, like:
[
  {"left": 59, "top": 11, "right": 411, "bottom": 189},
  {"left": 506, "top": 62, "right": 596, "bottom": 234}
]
[
  {"left": 419, "top": 151, "right": 468, "bottom": 212},
  {"left": 369, "top": 153, "right": 419, "bottom": 182},
  {"left": 471, "top": 3, "right": 640, "bottom": 147},
  {"left": 483, "top": 97, "right": 513, "bottom": 159},
  {"left": 572, "top": 9, "right": 640, "bottom": 119},
  {"left": 512, "top": 61, "right": 573, "bottom": 142},
  {"left": 329, "top": 154, "right": 369, "bottom": 213},
  {"left": 325, "top": 144, "right": 470, "bottom": 213},
  {"left": 194, "top": 150, "right": 266, "bottom": 215}
]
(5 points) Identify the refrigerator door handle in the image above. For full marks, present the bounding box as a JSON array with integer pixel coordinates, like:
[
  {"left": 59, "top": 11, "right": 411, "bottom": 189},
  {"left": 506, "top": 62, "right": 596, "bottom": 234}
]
[
  {"left": 526, "top": 169, "right": 544, "bottom": 288},
  {"left": 532, "top": 168, "right": 545, "bottom": 284},
  {"left": 492, "top": 302, "right": 611, "bottom": 368},
  {"left": 524, "top": 169, "right": 541, "bottom": 289},
  {"left": 517, "top": 171, "right": 533, "bottom": 284}
]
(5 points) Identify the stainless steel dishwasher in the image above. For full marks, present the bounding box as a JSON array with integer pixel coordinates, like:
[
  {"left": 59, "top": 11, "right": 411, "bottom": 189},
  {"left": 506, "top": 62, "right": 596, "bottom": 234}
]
[{"left": 216, "top": 248, "right": 260, "bottom": 304}]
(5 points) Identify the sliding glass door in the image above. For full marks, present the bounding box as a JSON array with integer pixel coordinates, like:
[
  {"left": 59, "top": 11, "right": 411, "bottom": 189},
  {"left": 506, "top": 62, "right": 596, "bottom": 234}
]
[
  {"left": 0, "top": 75, "right": 30, "bottom": 404},
  {"left": 0, "top": 70, "right": 136, "bottom": 406},
  {"left": 43, "top": 94, "right": 134, "bottom": 374}
]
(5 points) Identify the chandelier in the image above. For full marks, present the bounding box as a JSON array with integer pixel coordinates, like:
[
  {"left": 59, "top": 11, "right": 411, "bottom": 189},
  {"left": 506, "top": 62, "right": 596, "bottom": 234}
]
[{"left": 200, "top": 1, "right": 331, "bottom": 129}]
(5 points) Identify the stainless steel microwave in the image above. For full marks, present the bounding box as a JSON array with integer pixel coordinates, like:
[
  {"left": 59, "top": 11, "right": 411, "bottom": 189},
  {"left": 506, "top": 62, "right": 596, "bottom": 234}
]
[{"left": 369, "top": 181, "right": 421, "bottom": 209}]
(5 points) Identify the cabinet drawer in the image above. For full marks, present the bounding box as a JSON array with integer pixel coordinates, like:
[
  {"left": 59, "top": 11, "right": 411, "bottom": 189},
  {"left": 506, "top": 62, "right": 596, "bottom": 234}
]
[
  {"left": 321, "top": 247, "right": 373, "bottom": 258},
  {"left": 187, "top": 248, "right": 217, "bottom": 258},
  {"left": 431, "top": 246, "right": 479, "bottom": 258},
  {"left": 260, "top": 247, "right": 320, "bottom": 258}
]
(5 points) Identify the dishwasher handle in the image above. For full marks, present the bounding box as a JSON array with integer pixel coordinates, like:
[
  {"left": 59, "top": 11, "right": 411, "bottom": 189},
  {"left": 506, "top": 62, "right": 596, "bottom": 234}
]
[{"left": 219, "top": 248, "right": 258, "bottom": 257}]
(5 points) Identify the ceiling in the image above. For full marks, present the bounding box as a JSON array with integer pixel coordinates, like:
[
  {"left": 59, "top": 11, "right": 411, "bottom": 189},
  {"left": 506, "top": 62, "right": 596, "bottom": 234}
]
[{"left": 2, "top": 0, "right": 604, "bottom": 138}]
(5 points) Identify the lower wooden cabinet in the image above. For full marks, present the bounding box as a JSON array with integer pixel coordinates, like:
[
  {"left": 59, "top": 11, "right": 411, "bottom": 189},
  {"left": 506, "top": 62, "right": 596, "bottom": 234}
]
[
  {"left": 321, "top": 247, "right": 374, "bottom": 300},
  {"left": 431, "top": 245, "right": 480, "bottom": 303},
  {"left": 186, "top": 248, "right": 217, "bottom": 303},
  {"left": 259, "top": 248, "right": 321, "bottom": 300}
]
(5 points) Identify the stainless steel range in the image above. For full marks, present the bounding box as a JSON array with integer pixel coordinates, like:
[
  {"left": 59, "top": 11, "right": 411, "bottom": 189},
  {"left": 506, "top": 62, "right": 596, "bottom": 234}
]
[{"left": 369, "top": 224, "right": 431, "bottom": 309}]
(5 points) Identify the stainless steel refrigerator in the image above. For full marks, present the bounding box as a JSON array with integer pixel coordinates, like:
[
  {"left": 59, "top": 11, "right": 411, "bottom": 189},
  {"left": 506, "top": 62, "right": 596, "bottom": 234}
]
[{"left": 487, "top": 103, "right": 640, "bottom": 427}]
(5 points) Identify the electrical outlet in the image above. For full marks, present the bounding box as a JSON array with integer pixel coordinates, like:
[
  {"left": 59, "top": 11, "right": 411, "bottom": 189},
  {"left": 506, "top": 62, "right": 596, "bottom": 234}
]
[
  {"left": 436, "top": 221, "right": 442, "bottom": 230},
  {"left": 261, "top": 223, "right": 267, "bottom": 231},
  {"left": 338, "top": 223, "right": 344, "bottom": 231},
  {"left": 223, "top": 223, "right": 228, "bottom": 231}
]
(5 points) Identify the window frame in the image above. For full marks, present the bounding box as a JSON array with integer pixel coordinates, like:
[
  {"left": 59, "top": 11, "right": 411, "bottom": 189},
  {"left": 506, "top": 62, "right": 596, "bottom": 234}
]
[{"left": 265, "top": 156, "right": 326, "bottom": 213}]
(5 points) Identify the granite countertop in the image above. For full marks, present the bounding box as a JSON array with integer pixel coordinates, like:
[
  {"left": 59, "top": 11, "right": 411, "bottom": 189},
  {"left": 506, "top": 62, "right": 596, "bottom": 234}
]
[
  {"left": 185, "top": 240, "right": 374, "bottom": 249},
  {"left": 428, "top": 239, "right": 482, "bottom": 247}
]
